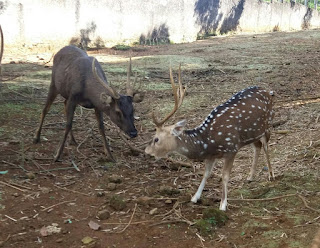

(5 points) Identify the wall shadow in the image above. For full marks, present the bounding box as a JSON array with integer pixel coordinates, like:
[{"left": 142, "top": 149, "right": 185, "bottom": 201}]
[
  {"left": 302, "top": 7, "right": 312, "bottom": 29},
  {"left": 194, "top": 0, "right": 246, "bottom": 36},
  {"left": 69, "top": 21, "right": 97, "bottom": 50},
  {"left": 139, "top": 24, "right": 170, "bottom": 45},
  {"left": 194, "top": 0, "right": 222, "bottom": 36},
  {"left": 220, "top": 0, "right": 246, "bottom": 34}
]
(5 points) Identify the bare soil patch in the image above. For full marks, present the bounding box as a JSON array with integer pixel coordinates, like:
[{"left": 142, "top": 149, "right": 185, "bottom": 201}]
[{"left": 0, "top": 30, "right": 319, "bottom": 248}]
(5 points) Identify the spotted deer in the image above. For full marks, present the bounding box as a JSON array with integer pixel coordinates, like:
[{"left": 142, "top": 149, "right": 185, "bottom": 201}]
[
  {"left": 34, "top": 46, "right": 143, "bottom": 162},
  {"left": 145, "top": 66, "right": 275, "bottom": 211}
]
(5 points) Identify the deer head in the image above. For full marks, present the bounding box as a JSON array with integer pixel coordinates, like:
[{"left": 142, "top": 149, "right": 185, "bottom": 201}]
[
  {"left": 92, "top": 58, "right": 138, "bottom": 138},
  {"left": 145, "top": 65, "right": 186, "bottom": 158}
]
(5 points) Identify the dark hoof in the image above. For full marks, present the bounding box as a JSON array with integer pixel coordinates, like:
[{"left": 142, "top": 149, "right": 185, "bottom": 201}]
[
  {"left": 33, "top": 138, "right": 40, "bottom": 144},
  {"left": 54, "top": 155, "right": 62, "bottom": 162}
]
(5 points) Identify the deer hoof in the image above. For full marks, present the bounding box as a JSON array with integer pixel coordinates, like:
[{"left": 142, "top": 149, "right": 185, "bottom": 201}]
[
  {"left": 191, "top": 196, "right": 198, "bottom": 203},
  {"left": 33, "top": 137, "right": 40, "bottom": 144},
  {"left": 53, "top": 154, "right": 61, "bottom": 162}
]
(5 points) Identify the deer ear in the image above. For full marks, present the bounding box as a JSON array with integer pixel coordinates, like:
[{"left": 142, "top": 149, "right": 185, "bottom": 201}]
[
  {"left": 132, "top": 92, "right": 145, "bottom": 103},
  {"left": 100, "top": 92, "right": 113, "bottom": 106},
  {"left": 171, "top": 119, "right": 186, "bottom": 136}
]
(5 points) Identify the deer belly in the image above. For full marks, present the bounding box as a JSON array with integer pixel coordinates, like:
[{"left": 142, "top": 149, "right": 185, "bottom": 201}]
[
  {"left": 239, "top": 129, "right": 265, "bottom": 145},
  {"left": 78, "top": 101, "right": 94, "bottom": 109}
]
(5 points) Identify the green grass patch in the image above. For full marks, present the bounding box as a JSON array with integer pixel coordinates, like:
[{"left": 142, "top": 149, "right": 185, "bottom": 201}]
[
  {"left": 194, "top": 208, "right": 228, "bottom": 235},
  {"left": 112, "top": 44, "right": 131, "bottom": 51}
]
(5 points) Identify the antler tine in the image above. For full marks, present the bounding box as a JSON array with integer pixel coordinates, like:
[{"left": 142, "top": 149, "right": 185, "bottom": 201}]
[
  {"left": 126, "top": 57, "right": 135, "bottom": 97},
  {"left": 178, "top": 64, "right": 186, "bottom": 107},
  {"left": 92, "top": 58, "right": 120, "bottom": 99},
  {"left": 152, "top": 66, "right": 185, "bottom": 127}
]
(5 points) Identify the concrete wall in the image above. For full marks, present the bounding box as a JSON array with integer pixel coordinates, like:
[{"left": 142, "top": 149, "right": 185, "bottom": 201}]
[{"left": 0, "top": 0, "right": 319, "bottom": 49}]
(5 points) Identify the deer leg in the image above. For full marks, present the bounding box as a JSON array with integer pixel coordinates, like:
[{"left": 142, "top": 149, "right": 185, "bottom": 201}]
[
  {"left": 94, "top": 109, "right": 116, "bottom": 162},
  {"left": 64, "top": 100, "right": 77, "bottom": 145},
  {"left": 54, "top": 98, "right": 77, "bottom": 162},
  {"left": 191, "top": 159, "right": 217, "bottom": 203},
  {"left": 247, "top": 141, "right": 262, "bottom": 182},
  {"left": 33, "top": 84, "right": 58, "bottom": 144},
  {"left": 261, "top": 134, "right": 274, "bottom": 180},
  {"left": 220, "top": 153, "right": 236, "bottom": 211}
]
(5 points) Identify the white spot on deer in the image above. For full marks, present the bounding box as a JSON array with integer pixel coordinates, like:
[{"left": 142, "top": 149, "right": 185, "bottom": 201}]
[
  {"left": 225, "top": 137, "right": 231, "bottom": 141},
  {"left": 251, "top": 105, "right": 255, "bottom": 108},
  {"left": 241, "top": 102, "right": 246, "bottom": 105},
  {"left": 181, "top": 147, "right": 189, "bottom": 153},
  {"left": 218, "top": 132, "right": 222, "bottom": 135},
  {"left": 211, "top": 139, "right": 215, "bottom": 143},
  {"left": 203, "top": 144, "right": 208, "bottom": 149}
]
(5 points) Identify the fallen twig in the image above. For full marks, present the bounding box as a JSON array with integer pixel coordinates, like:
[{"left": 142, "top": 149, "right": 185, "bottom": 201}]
[
  {"left": 5, "top": 215, "right": 17, "bottom": 222},
  {"left": 297, "top": 194, "right": 320, "bottom": 213},
  {"left": 149, "top": 219, "right": 193, "bottom": 227},
  {"left": 229, "top": 193, "right": 320, "bottom": 214},
  {"left": 41, "top": 199, "right": 76, "bottom": 212},
  {"left": 228, "top": 193, "right": 297, "bottom": 202},
  {"left": 116, "top": 203, "right": 137, "bottom": 233},
  {"left": 196, "top": 233, "right": 206, "bottom": 248},
  {"left": 4, "top": 181, "right": 32, "bottom": 190},
  {"left": 54, "top": 185, "right": 90, "bottom": 197},
  {"left": 0, "top": 181, "right": 26, "bottom": 192},
  {"left": 104, "top": 220, "right": 153, "bottom": 225},
  {"left": 2, "top": 160, "right": 28, "bottom": 172}
]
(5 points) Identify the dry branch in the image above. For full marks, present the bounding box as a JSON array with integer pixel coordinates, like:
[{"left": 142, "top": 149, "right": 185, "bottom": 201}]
[
  {"left": 0, "top": 181, "right": 27, "bottom": 192},
  {"left": 116, "top": 203, "right": 137, "bottom": 233},
  {"left": 54, "top": 185, "right": 90, "bottom": 197},
  {"left": 41, "top": 199, "right": 76, "bottom": 212},
  {"left": 229, "top": 193, "right": 320, "bottom": 214}
]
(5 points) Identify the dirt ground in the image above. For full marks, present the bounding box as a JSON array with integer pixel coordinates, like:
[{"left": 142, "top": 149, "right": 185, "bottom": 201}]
[{"left": 0, "top": 29, "right": 320, "bottom": 248}]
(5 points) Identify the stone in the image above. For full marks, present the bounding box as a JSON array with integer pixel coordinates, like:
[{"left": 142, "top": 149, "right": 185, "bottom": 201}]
[{"left": 97, "top": 209, "right": 111, "bottom": 220}]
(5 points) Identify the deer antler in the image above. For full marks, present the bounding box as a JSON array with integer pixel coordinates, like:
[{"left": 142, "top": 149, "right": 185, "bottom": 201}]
[
  {"left": 152, "top": 64, "right": 186, "bottom": 127},
  {"left": 126, "top": 57, "right": 138, "bottom": 97},
  {"left": 92, "top": 58, "right": 120, "bottom": 99}
]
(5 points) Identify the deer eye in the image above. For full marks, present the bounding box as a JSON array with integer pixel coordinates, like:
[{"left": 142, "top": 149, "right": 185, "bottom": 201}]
[{"left": 154, "top": 137, "right": 159, "bottom": 143}]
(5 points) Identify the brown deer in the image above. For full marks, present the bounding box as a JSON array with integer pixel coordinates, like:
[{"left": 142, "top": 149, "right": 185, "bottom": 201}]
[
  {"left": 145, "top": 66, "right": 275, "bottom": 211},
  {"left": 34, "top": 46, "right": 142, "bottom": 162}
]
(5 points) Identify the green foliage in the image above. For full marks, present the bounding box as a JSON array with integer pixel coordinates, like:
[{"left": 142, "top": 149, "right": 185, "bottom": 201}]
[
  {"left": 112, "top": 44, "right": 131, "bottom": 51},
  {"left": 197, "top": 31, "right": 218, "bottom": 40},
  {"left": 260, "top": 0, "right": 320, "bottom": 11},
  {"left": 194, "top": 208, "right": 228, "bottom": 234}
]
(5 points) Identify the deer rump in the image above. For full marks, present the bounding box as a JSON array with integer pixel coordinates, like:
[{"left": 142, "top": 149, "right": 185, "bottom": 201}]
[{"left": 35, "top": 45, "right": 138, "bottom": 162}]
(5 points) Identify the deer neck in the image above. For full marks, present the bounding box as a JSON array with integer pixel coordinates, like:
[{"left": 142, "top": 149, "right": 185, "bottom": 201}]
[
  {"left": 174, "top": 102, "right": 238, "bottom": 160},
  {"left": 174, "top": 129, "right": 211, "bottom": 160}
]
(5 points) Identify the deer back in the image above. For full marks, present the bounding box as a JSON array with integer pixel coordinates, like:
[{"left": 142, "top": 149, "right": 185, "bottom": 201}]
[{"left": 184, "top": 86, "right": 274, "bottom": 157}]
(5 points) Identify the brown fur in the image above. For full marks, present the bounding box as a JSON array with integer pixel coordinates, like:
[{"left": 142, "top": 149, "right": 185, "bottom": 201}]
[{"left": 34, "top": 46, "right": 140, "bottom": 162}]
